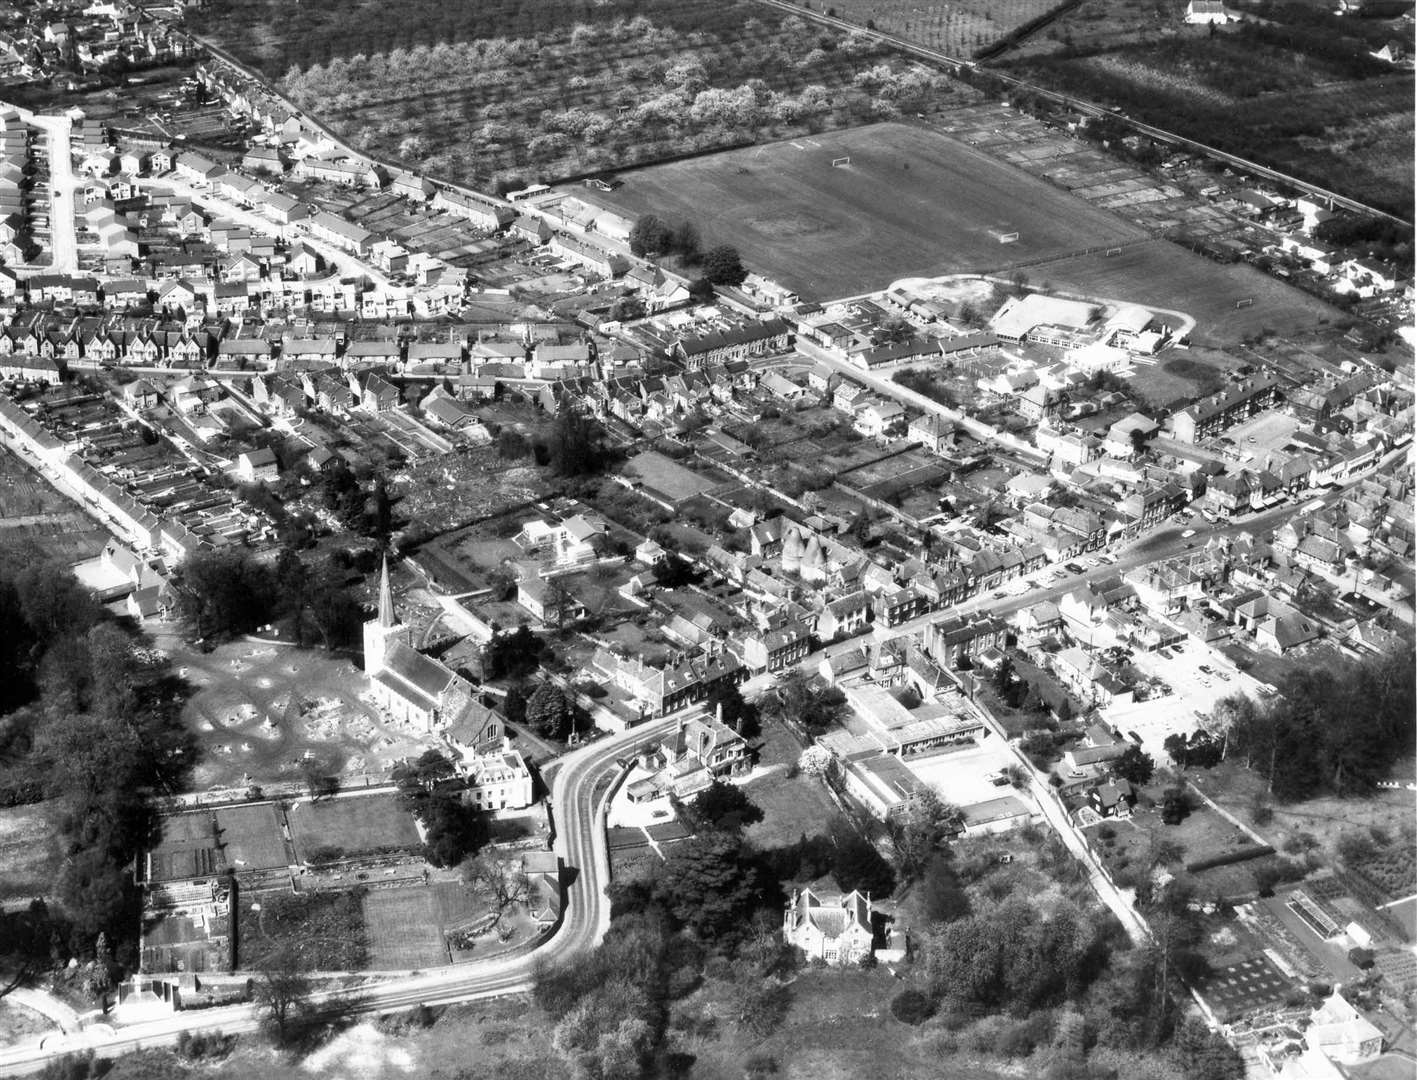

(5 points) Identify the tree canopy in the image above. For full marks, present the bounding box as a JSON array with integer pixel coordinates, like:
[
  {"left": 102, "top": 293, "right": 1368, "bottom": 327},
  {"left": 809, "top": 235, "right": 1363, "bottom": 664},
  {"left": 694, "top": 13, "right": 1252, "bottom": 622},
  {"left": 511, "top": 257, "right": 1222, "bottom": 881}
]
[
  {"left": 702, "top": 245, "right": 747, "bottom": 287},
  {"left": 690, "top": 779, "right": 763, "bottom": 833},
  {"left": 1220, "top": 639, "right": 1414, "bottom": 799}
]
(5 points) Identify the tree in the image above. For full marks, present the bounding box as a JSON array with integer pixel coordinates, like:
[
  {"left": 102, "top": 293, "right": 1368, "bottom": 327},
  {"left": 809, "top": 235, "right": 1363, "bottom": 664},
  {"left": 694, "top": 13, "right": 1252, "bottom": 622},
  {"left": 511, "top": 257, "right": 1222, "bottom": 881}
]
[
  {"left": 482, "top": 625, "right": 545, "bottom": 681},
  {"left": 760, "top": 671, "right": 845, "bottom": 738},
  {"left": 919, "top": 853, "right": 970, "bottom": 924},
  {"left": 546, "top": 407, "right": 609, "bottom": 478},
  {"left": 171, "top": 549, "right": 276, "bottom": 642},
  {"left": 461, "top": 853, "right": 530, "bottom": 929},
  {"left": 1161, "top": 786, "right": 1191, "bottom": 826},
  {"left": 497, "top": 429, "right": 530, "bottom": 459},
  {"left": 251, "top": 946, "right": 314, "bottom": 1048},
  {"left": 525, "top": 682, "right": 575, "bottom": 741},
  {"left": 1114, "top": 746, "right": 1155, "bottom": 786},
  {"left": 691, "top": 779, "right": 764, "bottom": 832},
  {"left": 1163, "top": 732, "right": 1189, "bottom": 769},
  {"left": 705, "top": 682, "right": 758, "bottom": 739},
  {"left": 888, "top": 787, "right": 961, "bottom": 879},
  {"left": 1128, "top": 426, "right": 1150, "bottom": 456},
  {"left": 654, "top": 832, "right": 765, "bottom": 939},
  {"left": 890, "top": 988, "right": 935, "bottom": 1025},
  {"left": 628, "top": 213, "right": 673, "bottom": 257},
  {"left": 422, "top": 794, "right": 486, "bottom": 868},
  {"left": 671, "top": 220, "right": 702, "bottom": 263},
  {"left": 686, "top": 277, "right": 715, "bottom": 303},
  {"left": 702, "top": 245, "right": 747, "bottom": 287}
]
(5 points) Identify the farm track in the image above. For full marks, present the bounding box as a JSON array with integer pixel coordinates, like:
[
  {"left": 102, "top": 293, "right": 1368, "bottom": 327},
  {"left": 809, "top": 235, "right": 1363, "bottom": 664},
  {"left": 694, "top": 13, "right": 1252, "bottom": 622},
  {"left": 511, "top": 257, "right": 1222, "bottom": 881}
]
[{"left": 748, "top": 0, "right": 1413, "bottom": 225}]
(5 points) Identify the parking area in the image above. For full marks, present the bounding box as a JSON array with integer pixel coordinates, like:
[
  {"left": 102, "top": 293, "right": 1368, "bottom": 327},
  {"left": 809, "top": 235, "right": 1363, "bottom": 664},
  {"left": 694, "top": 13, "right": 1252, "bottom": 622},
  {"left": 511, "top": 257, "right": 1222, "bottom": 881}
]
[
  {"left": 901, "top": 738, "right": 1019, "bottom": 808},
  {"left": 1104, "top": 640, "right": 1270, "bottom": 759},
  {"left": 1225, "top": 410, "right": 1302, "bottom": 459}
]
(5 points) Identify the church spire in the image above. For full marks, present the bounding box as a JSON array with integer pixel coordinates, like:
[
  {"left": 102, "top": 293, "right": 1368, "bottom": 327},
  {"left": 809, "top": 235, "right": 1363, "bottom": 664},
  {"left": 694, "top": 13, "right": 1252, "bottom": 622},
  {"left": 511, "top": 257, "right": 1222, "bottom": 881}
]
[{"left": 377, "top": 555, "right": 396, "bottom": 627}]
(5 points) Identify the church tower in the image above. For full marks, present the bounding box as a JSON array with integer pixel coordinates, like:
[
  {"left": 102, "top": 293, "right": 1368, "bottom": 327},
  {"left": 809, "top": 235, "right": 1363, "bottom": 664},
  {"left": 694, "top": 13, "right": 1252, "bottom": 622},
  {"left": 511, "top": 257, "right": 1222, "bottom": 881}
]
[{"left": 363, "top": 557, "right": 410, "bottom": 676}]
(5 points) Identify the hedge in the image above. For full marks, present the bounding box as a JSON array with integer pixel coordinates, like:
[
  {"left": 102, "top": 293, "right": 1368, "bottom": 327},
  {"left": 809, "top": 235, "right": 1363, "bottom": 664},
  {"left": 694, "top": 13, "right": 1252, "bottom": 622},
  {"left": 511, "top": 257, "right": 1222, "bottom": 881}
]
[{"left": 1185, "top": 845, "right": 1276, "bottom": 874}]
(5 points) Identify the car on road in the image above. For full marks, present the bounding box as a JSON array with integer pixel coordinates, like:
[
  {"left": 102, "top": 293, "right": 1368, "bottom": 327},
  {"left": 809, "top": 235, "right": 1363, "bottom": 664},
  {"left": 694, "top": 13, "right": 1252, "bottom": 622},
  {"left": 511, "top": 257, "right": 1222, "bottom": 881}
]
[
  {"left": 991, "top": 591, "right": 1006, "bottom": 600},
  {"left": 1064, "top": 562, "right": 1084, "bottom": 574},
  {"left": 1199, "top": 665, "right": 1211, "bottom": 674},
  {"left": 1157, "top": 648, "right": 1173, "bottom": 659},
  {"left": 1181, "top": 529, "right": 1195, "bottom": 538}
]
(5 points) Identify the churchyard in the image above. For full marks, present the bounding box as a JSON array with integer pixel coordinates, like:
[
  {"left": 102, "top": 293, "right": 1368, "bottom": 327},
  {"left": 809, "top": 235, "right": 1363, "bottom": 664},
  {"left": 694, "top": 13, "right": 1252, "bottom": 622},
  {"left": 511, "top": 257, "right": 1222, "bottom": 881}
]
[{"left": 159, "top": 634, "right": 431, "bottom": 791}]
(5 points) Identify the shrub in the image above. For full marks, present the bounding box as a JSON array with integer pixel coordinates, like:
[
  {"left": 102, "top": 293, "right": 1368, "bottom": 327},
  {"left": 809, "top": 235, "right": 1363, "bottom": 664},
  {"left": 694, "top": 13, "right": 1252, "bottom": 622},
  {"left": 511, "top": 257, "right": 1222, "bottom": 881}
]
[{"left": 890, "top": 988, "right": 936, "bottom": 1025}]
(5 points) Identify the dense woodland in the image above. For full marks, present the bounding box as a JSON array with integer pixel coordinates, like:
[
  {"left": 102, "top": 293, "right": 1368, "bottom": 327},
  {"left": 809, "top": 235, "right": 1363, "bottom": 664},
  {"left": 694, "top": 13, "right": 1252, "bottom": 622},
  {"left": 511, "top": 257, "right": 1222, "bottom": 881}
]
[
  {"left": 1215, "top": 639, "right": 1415, "bottom": 801},
  {"left": 0, "top": 559, "right": 195, "bottom": 978}
]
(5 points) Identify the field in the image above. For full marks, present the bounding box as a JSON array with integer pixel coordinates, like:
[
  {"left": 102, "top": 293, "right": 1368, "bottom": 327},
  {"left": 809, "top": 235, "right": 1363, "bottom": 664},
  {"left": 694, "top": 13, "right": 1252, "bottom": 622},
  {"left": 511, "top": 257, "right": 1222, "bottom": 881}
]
[
  {"left": 581, "top": 122, "right": 1145, "bottom": 299},
  {"left": 1029, "top": 239, "right": 1346, "bottom": 348},
  {"left": 195, "top": 0, "right": 948, "bottom": 191},
  {"left": 0, "top": 801, "right": 63, "bottom": 903},
  {"left": 828, "top": 0, "right": 1064, "bottom": 57},
  {"left": 285, "top": 794, "right": 423, "bottom": 862},
  {"left": 1008, "top": 23, "right": 1415, "bottom": 217}
]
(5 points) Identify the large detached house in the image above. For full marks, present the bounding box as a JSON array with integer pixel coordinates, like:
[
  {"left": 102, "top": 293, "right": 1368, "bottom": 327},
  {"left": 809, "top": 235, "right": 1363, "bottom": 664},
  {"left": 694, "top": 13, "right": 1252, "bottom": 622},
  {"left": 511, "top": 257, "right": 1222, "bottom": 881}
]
[{"left": 783, "top": 888, "right": 876, "bottom": 965}]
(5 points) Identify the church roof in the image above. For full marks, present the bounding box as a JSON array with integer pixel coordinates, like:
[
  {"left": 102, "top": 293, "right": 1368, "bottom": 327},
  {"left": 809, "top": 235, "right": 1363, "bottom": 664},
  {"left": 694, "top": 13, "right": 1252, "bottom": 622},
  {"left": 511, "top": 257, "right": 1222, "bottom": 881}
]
[{"left": 379, "top": 641, "right": 456, "bottom": 708}]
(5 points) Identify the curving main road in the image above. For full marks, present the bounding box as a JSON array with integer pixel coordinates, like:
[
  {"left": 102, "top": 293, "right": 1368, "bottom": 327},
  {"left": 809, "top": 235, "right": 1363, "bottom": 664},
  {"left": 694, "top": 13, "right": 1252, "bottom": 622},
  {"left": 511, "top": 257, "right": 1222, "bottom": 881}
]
[{"left": 0, "top": 715, "right": 682, "bottom": 1077}]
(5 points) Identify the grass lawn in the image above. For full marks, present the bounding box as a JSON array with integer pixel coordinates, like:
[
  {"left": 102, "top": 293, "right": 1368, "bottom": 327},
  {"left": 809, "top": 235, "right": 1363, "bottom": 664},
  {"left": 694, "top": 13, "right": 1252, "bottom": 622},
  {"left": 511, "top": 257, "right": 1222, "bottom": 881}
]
[
  {"left": 1030, "top": 239, "right": 1346, "bottom": 348},
  {"left": 582, "top": 121, "right": 1144, "bottom": 300},
  {"left": 684, "top": 969, "right": 1015, "bottom": 1080},
  {"left": 286, "top": 794, "right": 422, "bottom": 862},
  {"left": 1092, "top": 795, "right": 1261, "bottom": 891},
  {"left": 741, "top": 771, "right": 840, "bottom": 850},
  {"left": 0, "top": 801, "right": 64, "bottom": 903},
  {"left": 1192, "top": 760, "right": 1417, "bottom": 879}
]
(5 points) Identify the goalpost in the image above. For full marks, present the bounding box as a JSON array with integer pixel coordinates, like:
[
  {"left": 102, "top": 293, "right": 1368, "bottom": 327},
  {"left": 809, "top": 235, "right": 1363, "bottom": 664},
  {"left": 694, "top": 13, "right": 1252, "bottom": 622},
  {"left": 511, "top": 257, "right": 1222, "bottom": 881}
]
[
  {"left": 1235, "top": 298, "right": 1255, "bottom": 309},
  {"left": 998, "top": 231, "right": 1020, "bottom": 244},
  {"left": 1105, "top": 246, "right": 1123, "bottom": 257},
  {"left": 832, "top": 156, "right": 851, "bottom": 167}
]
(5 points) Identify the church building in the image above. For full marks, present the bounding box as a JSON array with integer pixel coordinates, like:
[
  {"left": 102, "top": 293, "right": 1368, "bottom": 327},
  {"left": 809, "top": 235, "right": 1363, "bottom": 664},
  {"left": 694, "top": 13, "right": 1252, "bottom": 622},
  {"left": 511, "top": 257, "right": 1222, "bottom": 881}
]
[{"left": 364, "top": 559, "right": 479, "bottom": 732}]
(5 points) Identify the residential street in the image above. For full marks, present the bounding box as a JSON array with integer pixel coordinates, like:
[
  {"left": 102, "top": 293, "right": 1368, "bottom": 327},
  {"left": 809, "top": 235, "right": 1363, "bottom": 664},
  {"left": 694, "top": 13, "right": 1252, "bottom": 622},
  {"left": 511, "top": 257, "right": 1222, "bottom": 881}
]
[{"left": 26, "top": 113, "right": 76, "bottom": 273}]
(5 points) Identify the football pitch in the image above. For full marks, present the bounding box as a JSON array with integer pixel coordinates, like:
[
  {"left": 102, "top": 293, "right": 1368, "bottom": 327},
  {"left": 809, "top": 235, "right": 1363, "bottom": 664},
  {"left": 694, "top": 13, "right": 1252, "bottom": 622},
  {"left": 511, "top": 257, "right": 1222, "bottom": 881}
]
[{"left": 577, "top": 121, "right": 1146, "bottom": 300}]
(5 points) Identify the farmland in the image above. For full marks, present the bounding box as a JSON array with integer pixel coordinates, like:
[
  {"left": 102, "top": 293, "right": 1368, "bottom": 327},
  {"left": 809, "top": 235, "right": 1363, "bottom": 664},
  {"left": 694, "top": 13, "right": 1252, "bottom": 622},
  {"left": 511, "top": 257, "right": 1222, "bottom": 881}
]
[
  {"left": 194, "top": 0, "right": 950, "bottom": 192},
  {"left": 826, "top": 0, "right": 1065, "bottom": 58},
  {"left": 1025, "top": 239, "right": 1346, "bottom": 348},
  {"left": 1006, "top": 20, "right": 1415, "bottom": 218},
  {"left": 578, "top": 122, "right": 1145, "bottom": 300}
]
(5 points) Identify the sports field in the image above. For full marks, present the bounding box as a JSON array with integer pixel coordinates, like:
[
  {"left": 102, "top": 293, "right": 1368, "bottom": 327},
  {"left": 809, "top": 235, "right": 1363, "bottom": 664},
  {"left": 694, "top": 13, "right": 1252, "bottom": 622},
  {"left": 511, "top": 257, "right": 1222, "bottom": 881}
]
[
  {"left": 1032, "top": 240, "right": 1346, "bottom": 348},
  {"left": 578, "top": 122, "right": 1146, "bottom": 301}
]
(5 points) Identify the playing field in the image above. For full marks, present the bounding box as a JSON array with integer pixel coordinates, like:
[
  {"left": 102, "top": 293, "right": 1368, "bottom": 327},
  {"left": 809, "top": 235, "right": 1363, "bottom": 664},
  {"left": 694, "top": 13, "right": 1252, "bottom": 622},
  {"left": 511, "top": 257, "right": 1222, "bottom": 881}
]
[
  {"left": 1030, "top": 240, "right": 1346, "bottom": 348},
  {"left": 578, "top": 122, "right": 1146, "bottom": 300}
]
